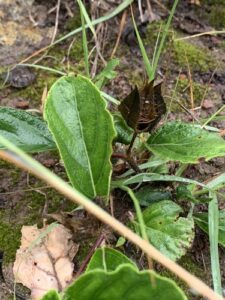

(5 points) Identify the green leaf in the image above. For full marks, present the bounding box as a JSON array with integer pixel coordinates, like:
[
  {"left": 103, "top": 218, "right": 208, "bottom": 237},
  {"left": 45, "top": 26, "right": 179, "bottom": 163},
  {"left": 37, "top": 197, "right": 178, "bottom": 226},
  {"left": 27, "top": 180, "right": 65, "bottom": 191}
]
[
  {"left": 137, "top": 200, "right": 194, "bottom": 261},
  {"left": 0, "top": 107, "right": 55, "bottom": 152},
  {"left": 113, "top": 113, "right": 133, "bottom": 144},
  {"left": 135, "top": 186, "right": 172, "bottom": 206},
  {"left": 86, "top": 247, "right": 136, "bottom": 272},
  {"left": 64, "top": 265, "right": 187, "bottom": 300},
  {"left": 42, "top": 290, "right": 61, "bottom": 300},
  {"left": 116, "top": 236, "right": 126, "bottom": 247},
  {"left": 194, "top": 210, "right": 225, "bottom": 248},
  {"left": 95, "top": 59, "right": 119, "bottom": 89},
  {"left": 44, "top": 75, "right": 116, "bottom": 199},
  {"left": 176, "top": 185, "right": 211, "bottom": 204},
  {"left": 146, "top": 122, "right": 225, "bottom": 163}
]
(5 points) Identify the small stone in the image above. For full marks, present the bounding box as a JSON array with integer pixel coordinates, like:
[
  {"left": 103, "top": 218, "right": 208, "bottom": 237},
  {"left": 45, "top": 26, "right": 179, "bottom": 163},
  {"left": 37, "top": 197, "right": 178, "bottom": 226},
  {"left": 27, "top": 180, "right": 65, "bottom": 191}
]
[
  {"left": 201, "top": 99, "right": 214, "bottom": 109},
  {"left": 14, "top": 98, "right": 29, "bottom": 109}
]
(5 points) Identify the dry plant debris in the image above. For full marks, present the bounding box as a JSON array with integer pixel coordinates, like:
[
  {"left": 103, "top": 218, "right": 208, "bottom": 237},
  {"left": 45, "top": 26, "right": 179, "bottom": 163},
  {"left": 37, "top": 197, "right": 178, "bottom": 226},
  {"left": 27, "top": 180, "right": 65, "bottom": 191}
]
[{"left": 13, "top": 224, "right": 79, "bottom": 300}]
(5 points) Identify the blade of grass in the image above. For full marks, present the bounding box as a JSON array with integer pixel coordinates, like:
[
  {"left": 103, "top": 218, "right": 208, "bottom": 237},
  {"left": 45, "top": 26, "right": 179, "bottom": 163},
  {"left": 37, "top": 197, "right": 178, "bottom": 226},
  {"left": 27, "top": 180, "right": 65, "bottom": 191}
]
[
  {"left": 0, "top": 135, "right": 223, "bottom": 300},
  {"left": 18, "top": 64, "right": 66, "bottom": 76},
  {"left": 101, "top": 91, "right": 120, "bottom": 105},
  {"left": 131, "top": 7, "right": 154, "bottom": 80},
  {"left": 122, "top": 186, "right": 153, "bottom": 269},
  {"left": 77, "top": 0, "right": 90, "bottom": 77},
  {"left": 118, "top": 159, "right": 167, "bottom": 178},
  {"left": 152, "top": 0, "right": 179, "bottom": 76},
  {"left": 112, "top": 173, "right": 207, "bottom": 189},
  {"left": 77, "top": 0, "right": 96, "bottom": 37},
  {"left": 151, "top": 24, "right": 162, "bottom": 69},
  {"left": 208, "top": 192, "right": 222, "bottom": 295},
  {"left": 202, "top": 104, "right": 225, "bottom": 128}
]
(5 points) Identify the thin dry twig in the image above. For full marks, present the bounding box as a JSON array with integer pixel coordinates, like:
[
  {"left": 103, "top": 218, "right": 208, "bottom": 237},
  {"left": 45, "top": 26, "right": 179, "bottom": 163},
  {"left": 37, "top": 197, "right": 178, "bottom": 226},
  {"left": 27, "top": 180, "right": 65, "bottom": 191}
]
[
  {"left": 185, "top": 51, "right": 194, "bottom": 109},
  {"left": 51, "top": 0, "right": 61, "bottom": 44},
  {"left": 111, "top": 10, "right": 127, "bottom": 58}
]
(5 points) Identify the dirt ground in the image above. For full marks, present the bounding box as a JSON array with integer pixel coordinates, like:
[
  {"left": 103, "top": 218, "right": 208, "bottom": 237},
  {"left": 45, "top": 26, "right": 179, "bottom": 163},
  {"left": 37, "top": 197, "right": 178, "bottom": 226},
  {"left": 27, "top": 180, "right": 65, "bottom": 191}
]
[{"left": 0, "top": 0, "right": 225, "bottom": 299}]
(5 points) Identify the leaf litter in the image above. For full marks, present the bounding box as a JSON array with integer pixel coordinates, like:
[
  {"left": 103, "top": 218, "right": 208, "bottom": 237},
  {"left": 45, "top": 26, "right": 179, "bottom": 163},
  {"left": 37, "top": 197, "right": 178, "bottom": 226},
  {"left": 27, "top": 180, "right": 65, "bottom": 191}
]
[{"left": 13, "top": 224, "right": 79, "bottom": 300}]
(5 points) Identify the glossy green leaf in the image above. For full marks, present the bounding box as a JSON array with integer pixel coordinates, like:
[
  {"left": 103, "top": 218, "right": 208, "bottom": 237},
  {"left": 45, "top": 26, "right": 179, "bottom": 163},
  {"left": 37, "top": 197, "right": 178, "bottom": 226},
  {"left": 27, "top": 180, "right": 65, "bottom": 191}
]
[
  {"left": 44, "top": 75, "right": 116, "bottom": 199},
  {"left": 0, "top": 107, "right": 56, "bottom": 152},
  {"left": 194, "top": 211, "right": 225, "bottom": 247},
  {"left": 86, "top": 247, "right": 136, "bottom": 272},
  {"left": 135, "top": 186, "right": 172, "bottom": 206},
  {"left": 64, "top": 264, "right": 187, "bottom": 300},
  {"left": 113, "top": 113, "right": 133, "bottom": 144},
  {"left": 146, "top": 122, "right": 225, "bottom": 163},
  {"left": 42, "top": 290, "right": 61, "bottom": 300},
  {"left": 137, "top": 200, "right": 194, "bottom": 261}
]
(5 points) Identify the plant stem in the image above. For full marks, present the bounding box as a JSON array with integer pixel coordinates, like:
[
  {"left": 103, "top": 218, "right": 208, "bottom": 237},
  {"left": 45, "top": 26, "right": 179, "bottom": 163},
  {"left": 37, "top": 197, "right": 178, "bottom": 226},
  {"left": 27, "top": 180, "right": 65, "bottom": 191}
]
[
  {"left": 208, "top": 192, "right": 222, "bottom": 295},
  {"left": 122, "top": 186, "right": 153, "bottom": 269},
  {"left": 175, "top": 163, "right": 189, "bottom": 177}
]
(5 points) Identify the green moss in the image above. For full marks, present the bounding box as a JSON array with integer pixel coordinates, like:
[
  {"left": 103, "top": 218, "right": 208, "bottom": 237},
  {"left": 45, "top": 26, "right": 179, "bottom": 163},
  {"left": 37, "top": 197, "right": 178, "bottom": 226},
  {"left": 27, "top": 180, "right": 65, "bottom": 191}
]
[
  {"left": 209, "top": 6, "right": 225, "bottom": 29},
  {"left": 0, "top": 220, "right": 21, "bottom": 263},
  {"left": 202, "top": 0, "right": 225, "bottom": 4},
  {"left": 65, "top": 14, "right": 81, "bottom": 31},
  {"left": 173, "top": 40, "right": 216, "bottom": 72},
  {"left": 177, "top": 78, "right": 206, "bottom": 105}
]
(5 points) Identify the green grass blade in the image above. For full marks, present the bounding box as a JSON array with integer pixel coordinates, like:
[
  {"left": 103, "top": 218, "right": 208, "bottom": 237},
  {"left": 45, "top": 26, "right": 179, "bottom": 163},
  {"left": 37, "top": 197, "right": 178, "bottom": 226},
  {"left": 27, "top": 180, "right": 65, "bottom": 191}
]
[
  {"left": 152, "top": 0, "right": 179, "bottom": 76},
  {"left": 77, "top": 0, "right": 90, "bottom": 77},
  {"left": 18, "top": 64, "right": 66, "bottom": 76},
  {"left": 202, "top": 104, "right": 225, "bottom": 127},
  {"left": 122, "top": 186, "right": 149, "bottom": 242},
  {"left": 77, "top": 0, "right": 96, "bottom": 37},
  {"left": 131, "top": 10, "right": 154, "bottom": 81},
  {"left": 208, "top": 192, "right": 222, "bottom": 295}
]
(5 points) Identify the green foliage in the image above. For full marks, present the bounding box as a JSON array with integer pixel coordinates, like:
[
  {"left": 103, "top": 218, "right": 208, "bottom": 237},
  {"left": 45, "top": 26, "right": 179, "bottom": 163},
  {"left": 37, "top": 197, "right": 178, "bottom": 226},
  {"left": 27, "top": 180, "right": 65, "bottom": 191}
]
[
  {"left": 0, "top": 107, "right": 56, "bottom": 152},
  {"left": 44, "top": 75, "right": 116, "bottom": 199},
  {"left": 194, "top": 210, "right": 225, "bottom": 247},
  {"left": 135, "top": 185, "right": 172, "bottom": 206},
  {"left": 112, "top": 113, "right": 133, "bottom": 144},
  {"left": 135, "top": 200, "right": 194, "bottom": 261},
  {"left": 41, "top": 249, "right": 187, "bottom": 300},
  {"left": 41, "top": 290, "right": 61, "bottom": 300},
  {"left": 95, "top": 59, "right": 120, "bottom": 89},
  {"left": 64, "top": 265, "right": 187, "bottom": 300},
  {"left": 176, "top": 185, "right": 211, "bottom": 204},
  {"left": 86, "top": 247, "right": 137, "bottom": 272},
  {"left": 146, "top": 122, "right": 225, "bottom": 163}
]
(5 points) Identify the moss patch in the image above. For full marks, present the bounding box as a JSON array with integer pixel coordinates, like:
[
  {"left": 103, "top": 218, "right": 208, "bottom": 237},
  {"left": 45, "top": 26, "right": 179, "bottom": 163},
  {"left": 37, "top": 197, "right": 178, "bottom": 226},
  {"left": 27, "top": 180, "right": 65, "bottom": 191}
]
[
  {"left": 177, "top": 78, "right": 206, "bottom": 105},
  {"left": 173, "top": 40, "right": 216, "bottom": 72},
  {"left": 0, "top": 220, "right": 21, "bottom": 263},
  {"left": 209, "top": 6, "right": 225, "bottom": 29}
]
